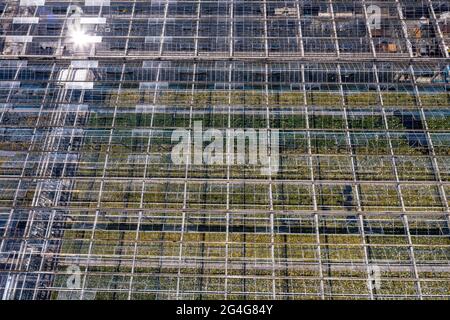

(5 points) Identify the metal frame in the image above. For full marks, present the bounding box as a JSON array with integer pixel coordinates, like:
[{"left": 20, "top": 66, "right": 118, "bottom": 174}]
[{"left": 0, "top": 0, "right": 449, "bottom": 300}]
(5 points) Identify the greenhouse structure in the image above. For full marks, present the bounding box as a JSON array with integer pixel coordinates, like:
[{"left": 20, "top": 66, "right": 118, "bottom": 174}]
[{"left": 0, "top": 0, "right": 449, "bottom": 300}]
